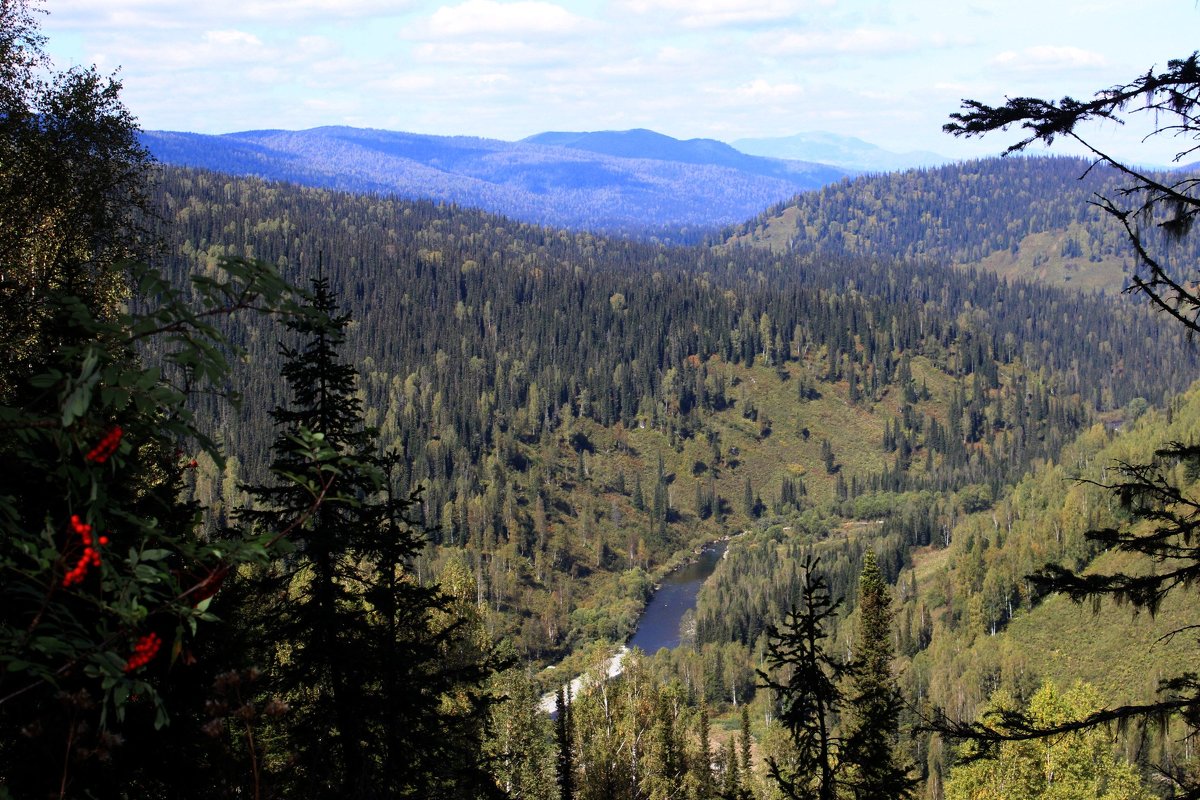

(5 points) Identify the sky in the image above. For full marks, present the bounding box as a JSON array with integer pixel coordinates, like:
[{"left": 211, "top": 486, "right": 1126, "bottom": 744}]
[{"left": 36, "top": 0, "right": 1200, "bottom": 163}]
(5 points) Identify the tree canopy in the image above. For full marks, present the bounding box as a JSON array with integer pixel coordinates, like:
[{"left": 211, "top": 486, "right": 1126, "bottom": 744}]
[{"left": 935, "top": 47, "right": 1200, "bottom": 798}]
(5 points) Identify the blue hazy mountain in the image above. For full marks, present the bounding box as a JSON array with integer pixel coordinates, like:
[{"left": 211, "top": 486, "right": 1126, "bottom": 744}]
[
  {"left": 139, "top": 126, "right": 850, "bottom": 237},
  {"left": 522, "top": 128, "right": 841, "bottom": 181},
  {"left": 732, "top": 131, "right": 951, "bottom": 173}
]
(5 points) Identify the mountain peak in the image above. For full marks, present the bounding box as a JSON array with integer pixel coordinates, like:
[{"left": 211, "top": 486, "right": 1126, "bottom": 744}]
[
  {"left": 523, "top": 128, "right": 734, "bottom": 161},
  {"left": 139, "top": 124, "right": 848, "bottom": 236},
  {"left": 732, "top": 131, "right": 950, "bottom": 173}
]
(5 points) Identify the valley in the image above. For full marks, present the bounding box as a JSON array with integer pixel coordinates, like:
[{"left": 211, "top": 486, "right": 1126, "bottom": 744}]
[
  {"left": 6, "top": 3, "right": 1200, "bottom": 794},
  {"left": 143, "top": 161, "right": 1200, "bottom": 797}
]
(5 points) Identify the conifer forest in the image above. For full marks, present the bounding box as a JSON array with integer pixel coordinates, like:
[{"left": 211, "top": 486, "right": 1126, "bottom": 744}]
[{"left": 4, "top": 2, "right": 1200, "bottom": 798}]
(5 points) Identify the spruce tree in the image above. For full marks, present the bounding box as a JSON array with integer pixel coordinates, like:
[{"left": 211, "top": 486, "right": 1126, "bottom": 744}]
[
  {"left": 556, "top": 685, "right": 576, "bottom": 800},
  {"left": 240, "top": 276, "right": 505, "bottom": 799},
  {"left": 843, "top": 551, "right": 915, "bottom": 800},
  {"left": 720, "top": 737, "right": 742, "bottom": 800},
  {"left": 239, "top": 273, "right": 382, "bottom": 797},
  {"left": 758, "top": 556, "right": 850, "bottom": 800},
  {"left": 739, "top": 704, "right": 752, "bottom": 777},
  {"left": 697, "top": 700, "right": 715, "bottom": 799}
]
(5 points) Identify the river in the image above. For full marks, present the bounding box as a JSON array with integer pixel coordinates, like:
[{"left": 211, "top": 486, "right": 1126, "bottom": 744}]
[
  {"left": 539, "top": 540, "right": 728, "bottom": 713},
  {"left": 627, "top": 540, "right": 727, "bottom": 653}
]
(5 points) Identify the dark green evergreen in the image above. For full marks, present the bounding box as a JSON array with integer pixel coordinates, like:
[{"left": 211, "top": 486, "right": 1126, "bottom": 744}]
[
  {"left": 842, "top": 551, "right": 915, "bottom": 800},
  {"left": 239, "top": 276, "right": 504, "bottom": 798},
  {"left": 555, "top": 685, "right": 575, "bottom": 800},
  {"left": 719, "top": 737, "right": 743, "bottom": 800},
  {"left": 238, "top": 273, "right": 382, "bottom": 797},
  {"left": 698, "top": 700, "right": 715, "bottom": 799},
  {"left": 758, "top": 556, "right": 850, "bottom": 800},
  {"left": 739, "top": 704, "right": 752, "bottom": 776}
]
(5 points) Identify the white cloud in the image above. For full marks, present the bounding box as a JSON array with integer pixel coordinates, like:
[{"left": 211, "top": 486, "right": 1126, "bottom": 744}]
[
  {"left": 763, "top": 28, "right": 927, "bottom": 57},
  {"left": 35, "top": 0, "right": 1197, "bottom": 160},
  {"left": 990, "top": 45, "right": 1108, "bottom": 72},
  {"left": 302, "top": 96, "right": 365, "bottom": 115},
  {"left": 371, "top": 72, "right": 442, "bottom": 92},
  {"left": 619, "top": 0, "right": 813, "bottom": 29},
  {"left": 424, "top": 0, "right": 594, "bottom": 38},
  {"left": 729, "top": 78, "right": 805, "bottom": 99},
  {"left": 591, "top": 44, "right": 724, "bottom": 80},
  {"left": 46, "top": 0, "right": 410, "bottom": 27},
  {"left": 203, "top": 30, "right": 263, "bottom": 48},
  {"left": 413, "top": 40, "right": 580, "bottom": 67},
  {"left": 76, "top": 26, "right": 340, "bottom": 77}
]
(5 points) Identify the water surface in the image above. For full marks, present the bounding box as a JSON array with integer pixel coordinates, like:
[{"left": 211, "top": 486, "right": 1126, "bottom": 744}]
[{"left": 627, "top": 541, "right": 727, "bottom": 653}]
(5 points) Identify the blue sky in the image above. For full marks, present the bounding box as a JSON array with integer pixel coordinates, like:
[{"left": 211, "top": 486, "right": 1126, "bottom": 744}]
[{"left": 39, "top": 0, "right": 1200, "bottom": 163}]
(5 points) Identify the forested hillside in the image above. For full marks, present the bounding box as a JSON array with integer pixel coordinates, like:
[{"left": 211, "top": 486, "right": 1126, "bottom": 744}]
[
  {"left": 140, "top": 126, "right": 847, "bottom": 238},
  {"left": 723, "top": 156, "right": 1200, "bottom": 292},
  {"left": 10, "top": 1, "right": 1200, "bottom": 796},
  {"left": 691, "top": 387, "right": 1200, "bottom": 796},
  {"left": 152, "top": 165, "right": 1194, "bottom": 666}
]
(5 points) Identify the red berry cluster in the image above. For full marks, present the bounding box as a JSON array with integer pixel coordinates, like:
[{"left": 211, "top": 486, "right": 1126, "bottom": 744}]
[
  {"left": 124, "top": 633, "right": 162, "bottom": 673},
  {"left": 85, "top": 425, "right": 123, "bottom": 464},
  {"left": 62, "top": 515, "right": 109, "bottom": 587}
]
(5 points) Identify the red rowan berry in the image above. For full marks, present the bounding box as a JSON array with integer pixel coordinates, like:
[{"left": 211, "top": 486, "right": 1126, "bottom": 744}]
[
  {"left": 61, "top": 515, "right": 104, "bottom": 587},
  {"left": 123, "top": 633, "right": 162, "bottom": 672},
  {"left": 85, "top": 426, "right": 123, "bottom": 464}
]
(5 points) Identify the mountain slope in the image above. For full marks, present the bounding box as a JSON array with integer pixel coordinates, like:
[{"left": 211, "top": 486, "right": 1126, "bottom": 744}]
[
  {"left": 896, "top": 394, "right": 1200, "bottom": 785},
  {"left": 732, "top": 131, "right": 951, "bottom": 172},
  {"left": 155, "top": 164, "right": 1198, "bottom": 667},
  {"left": 140, "top": 125, "right": 848, "bottom": 237},
  {"left": 522, "top": 128, "right": 842, "bottom": 181},
  {"left": 722, "top": 155, "right": 1200, "bottom": 293}
]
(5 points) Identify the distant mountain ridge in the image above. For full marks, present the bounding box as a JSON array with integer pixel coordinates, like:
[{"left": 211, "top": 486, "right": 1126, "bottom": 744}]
[
  {"left": 732, "top": 131, "right": 951, "bottom": 172},
  {"left": 139, "top": 125, "right": 850, "bottom": 237},
  {"left": 522, "top": 128, "right": 834, "bottom": 181}
]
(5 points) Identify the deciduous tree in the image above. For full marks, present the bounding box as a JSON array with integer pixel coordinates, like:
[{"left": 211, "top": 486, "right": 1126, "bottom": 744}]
[{"left": 945, "top": 682, "right": 1150, "bottom": 800}]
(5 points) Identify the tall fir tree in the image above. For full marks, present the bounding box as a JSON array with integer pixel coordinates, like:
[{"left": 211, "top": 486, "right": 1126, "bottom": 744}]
[
  {"left": 758, "top": 556, "right": 850, "bottom": 800},
  {"left": 720, "top": 737, "right": 742, "bottom": 800},
  {"left": 739, "top": 704, "right": 752, "bottom": 778},
  {"left": 842, "top": 550, "right": 915, "bottom": 800},
  {"left": 698, "top": 700, "right": 716, "bottom": 800},
  {"left": 239, "top": 272, "right": 384, "bottom": 797},
  {"left": 240, "top": 275, "right": 505, "bottom": 798},
  {"left": 556, "top": 685, "right": 576, "bottom": 800}
]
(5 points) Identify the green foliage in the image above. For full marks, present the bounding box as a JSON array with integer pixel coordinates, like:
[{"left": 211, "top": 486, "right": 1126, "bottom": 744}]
[
  {"left": 560, "top": 653, "right": 718, "bottom": 800},
  {"left": 842, "top": 551, "right": 914, "bottom": 799},
  {"left": 1, "top": 8, "right": 511, "bottom": 797},
  {"left": 151, "top": 160, "right": 1199, "bottom": 675},
  {"left": 758, "top": 556, "right": 849, "bottom": 800},
  {"left": 489, "top": 667, "right": 557, "bottom": 799},
  {"left": 0, "top": 12, "right": 314, "bottom": 794},
  {"left": 556, "top": 685, "right": 575, "bottom": 800},
  {"left": 0, "top": 0, "right": 151, "bottom": 395},
  {"left": 945, "top": 681, "right": 1150, "bottom": 800},
  {"left": 237, "top": 277, "right": 507, "bottom": 798},
  {"left": 922, "top": 46, "right": 1200, "bottom": 800},
  {"left": 723, "top": 157, "right": 1180, "bottom": 294},
  {"left": 0, "top": 255, "right": 303, "bottom": 790}
]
